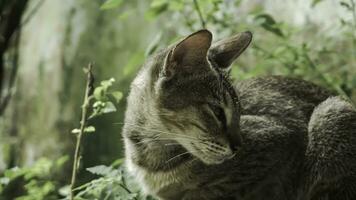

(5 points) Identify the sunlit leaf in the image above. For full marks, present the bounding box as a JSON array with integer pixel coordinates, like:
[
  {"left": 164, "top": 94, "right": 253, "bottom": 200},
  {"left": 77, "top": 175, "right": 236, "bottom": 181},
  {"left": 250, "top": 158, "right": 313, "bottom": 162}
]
[
  {"left": 111, "top": 91, "right": 123, "bottom": 103},
  {"left": 58, "top": 185, "right": 71, "bottom": 197},
  {"left": 84, "top": 126, "right": 96, "bottom": 133},
  {"left": 151, "top": 0, "right": 168, "bottom": 8},
  {"left": 0, "top": 177, "right": 10, "bottom": 185},
  {"left": 145, "top": 0, "right": 169, "bottom": 20},
  {"left": 4, "top": 167, "right": 23, "bottom": 180},
  {"left": 100, "top": 78, "right": 115, "bottom": 89},
  {"left": 71, "top": 129, "right": 80, "bottom": 134},
  {"left": 311, "top": 0, "right": 324, "bottom": 7},
  {"left": 111, "top": 158, "right": 124, "bottom": 167},
  {"left": 87, "top": 165, "right": 114, "bottom": 176},
  {"left": 100, "top": 0, "right": 123, "bottom": 10},
  {"left": 169, "top": 1, "right": 184, "bottom": 11},
  {"left": 93, "top": 101, "right": 105, "bottom": 108},
  {"left": 94, "top": 86, "right": 105, "bottom": 101},
  {"left": 55, "top": 156, "right": 69, "bottom": 168},
  {"left": 102, "top": 102, "right": 117, "bottom": 114}
]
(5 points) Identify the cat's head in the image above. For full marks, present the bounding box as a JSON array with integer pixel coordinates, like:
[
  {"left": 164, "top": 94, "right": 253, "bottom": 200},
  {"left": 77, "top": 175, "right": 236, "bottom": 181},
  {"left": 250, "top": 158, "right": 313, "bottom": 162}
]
[{"left": 125, "top": 30, "right": 252, "bottom": 165}]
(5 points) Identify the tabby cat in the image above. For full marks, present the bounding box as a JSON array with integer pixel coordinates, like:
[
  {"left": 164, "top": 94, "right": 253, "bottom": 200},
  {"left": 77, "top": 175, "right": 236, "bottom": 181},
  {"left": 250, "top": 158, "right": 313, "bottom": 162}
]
[{"left": 122, "top": 29, "right": 356, "bottom": 200}]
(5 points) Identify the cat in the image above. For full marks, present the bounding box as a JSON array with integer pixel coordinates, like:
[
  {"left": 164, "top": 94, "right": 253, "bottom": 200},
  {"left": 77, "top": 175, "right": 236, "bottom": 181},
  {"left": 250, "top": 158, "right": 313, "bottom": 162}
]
[{"left": 122, "top": 29, "right": 356, "bottom": 200}]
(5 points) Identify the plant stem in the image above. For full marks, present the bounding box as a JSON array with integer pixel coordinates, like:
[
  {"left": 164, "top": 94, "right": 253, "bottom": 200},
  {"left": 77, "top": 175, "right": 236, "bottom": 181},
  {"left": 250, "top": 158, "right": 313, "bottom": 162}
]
[
  {"left": 70, "top": 63, "right": 94, "bottom": 200},
  {"left": 193, "top": 0, "right": 206, "bottom": 29}
]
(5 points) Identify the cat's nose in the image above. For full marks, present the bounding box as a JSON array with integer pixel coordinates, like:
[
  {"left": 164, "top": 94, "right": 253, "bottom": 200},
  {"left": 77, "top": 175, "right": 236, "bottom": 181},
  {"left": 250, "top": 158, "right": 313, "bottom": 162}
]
[
  {"left": 228, "top": 132, "right": 242, "bottom": 152},
  {"left": 229, "top": 143, "right": 239, "bottom": 152}
]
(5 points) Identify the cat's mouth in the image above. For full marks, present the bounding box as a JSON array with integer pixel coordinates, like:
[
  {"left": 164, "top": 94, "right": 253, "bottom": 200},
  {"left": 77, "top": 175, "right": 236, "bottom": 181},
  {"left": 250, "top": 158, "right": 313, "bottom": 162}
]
[{"left": 190, "top": 142, "right": 236, "bottom": 165}]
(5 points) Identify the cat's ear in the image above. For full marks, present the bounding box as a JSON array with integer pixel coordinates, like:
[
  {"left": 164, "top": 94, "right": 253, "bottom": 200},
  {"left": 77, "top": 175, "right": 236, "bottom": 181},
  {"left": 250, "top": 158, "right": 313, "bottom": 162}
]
[
  {"left": 164, "top": 29, "right": 212, "bottom": 76},
  {"left": 208, "top": 31, "right": 252, "bottom": 69}
]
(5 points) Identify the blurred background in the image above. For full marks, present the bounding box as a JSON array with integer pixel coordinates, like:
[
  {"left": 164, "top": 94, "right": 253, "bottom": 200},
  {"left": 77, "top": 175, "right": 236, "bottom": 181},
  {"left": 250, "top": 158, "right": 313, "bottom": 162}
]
[{"left": 0, "top": 0, "right": 355, "bottom": 199}]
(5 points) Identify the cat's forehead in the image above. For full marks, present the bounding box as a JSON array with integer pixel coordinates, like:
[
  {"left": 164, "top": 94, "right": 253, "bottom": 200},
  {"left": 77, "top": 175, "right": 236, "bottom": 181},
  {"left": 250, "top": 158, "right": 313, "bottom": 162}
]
[{"left": 159, "top": 69, "right": 224, "bottom": 109}]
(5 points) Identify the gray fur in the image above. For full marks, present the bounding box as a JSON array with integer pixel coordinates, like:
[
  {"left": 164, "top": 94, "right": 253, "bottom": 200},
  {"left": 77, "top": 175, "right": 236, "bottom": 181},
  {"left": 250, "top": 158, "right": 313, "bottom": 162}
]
[{"left": 122, "top": 30, "right": 356, "bottom": 200}]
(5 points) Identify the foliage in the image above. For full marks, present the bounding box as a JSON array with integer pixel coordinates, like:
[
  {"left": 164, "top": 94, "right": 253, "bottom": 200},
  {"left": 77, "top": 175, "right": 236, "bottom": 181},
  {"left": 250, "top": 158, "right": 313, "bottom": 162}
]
[
  {"left": 70, "top": 76, "right": 122, "bottom": 138},
  {"left": 100, "top": 0, "right": 124, "bottom": 10},
  {"left": 71, "top": 160, "right": 156, "bottom": 200},
  {"left": 69, "top": 65, "right": 124, "bottom": 200},
  {"left": 90, "top": 78, "right": 123, "bottom": 119},
  {"left": 0, "top": 157, "right": 68, "bottom": 200}
]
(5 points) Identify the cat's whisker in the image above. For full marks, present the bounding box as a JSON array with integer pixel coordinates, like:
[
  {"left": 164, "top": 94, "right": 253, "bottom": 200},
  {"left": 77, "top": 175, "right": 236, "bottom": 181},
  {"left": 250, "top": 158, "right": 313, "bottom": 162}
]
[
  {"left": 143, "top": 113, "right": 174, "bottom": 117},
  {"left": 202, "top": 142, "right": 228, "bottom": 152},
  {"left": 165, "top": 151, "right": 191, "bottom": 163},
  {"left": 154, "top": 133, "right": 200, "bottom": 141},
  {"left": 132, "top": 138, "right": 174, "bottom": 145},
  {"left": 131, "top": 136, "right": 196, "bottom": 146},
  {"left": 120, "top": 122, "right": 202, "bottom": 141},
  {"left": 164, "top": 143, "right": 180, "bottom": 146},
  {"left": 165, "top": 146, "right": 214, "bottom": 164},
  {"left": 139, "top": 129, "right": 200, "bottom": 141},
  {"left": 122, "top": 123, "right": 200, "bottom": 141}
]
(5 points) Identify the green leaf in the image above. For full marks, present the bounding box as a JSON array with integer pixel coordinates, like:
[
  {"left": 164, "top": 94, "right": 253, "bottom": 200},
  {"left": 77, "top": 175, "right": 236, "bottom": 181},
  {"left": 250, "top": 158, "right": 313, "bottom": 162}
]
[
  {"left": 168, "top": 1, "right": 184, "bottom": 11},
  {"left": 55, "top": 156, "right": 69, "bottom": 168},
  {"left": 100, "top": 0, "right": 123, "bottom": 10},
  {"left": 100, "top": 78, "right": 115, "bottom": 90},
  {"left": 87, "top": 165, "right": 114, "bottom": 176},
  {"left": 311, "top": 0, "right": 324, "bottom": 7},
  {"left": 58, "top": 185, "right": 71, "bottom": 197},
  {"left": 254, "top": 13, "right": 284, "bottom": 37},
  {"left": 111, "top": 158, "right": 124, "bottom": 167},
  {"left": 71, "top": 129, "right": 80, "bottom": 134},
  {"left": 151, "top": 0, "right": 168, "bottom": 8},
  {"left": 93, "top": 101, "right": 105, "bottom": 108},
  {"left": 84, "top": 126, "right": 96, "bottom": 133},
  {"left": 111, "top": 91, "right": 123, "bottom": 103},
  {"left": 102, "top": 102, "right": 117, "bottom": 114},
  {"left": 94, "top": 86, "right": 105, "bottom": 101},
  {"left": 4, "top": 167, "right": 24, "bottom": 180},
  {"left": 340, "top": 1, "right": 352, "bottom": 10},
  {"left": 0, "top": 177, "right": 10, "bottom": 185},
  {"left": 145, "top": 0, "right": 169, "bottom": 20}
]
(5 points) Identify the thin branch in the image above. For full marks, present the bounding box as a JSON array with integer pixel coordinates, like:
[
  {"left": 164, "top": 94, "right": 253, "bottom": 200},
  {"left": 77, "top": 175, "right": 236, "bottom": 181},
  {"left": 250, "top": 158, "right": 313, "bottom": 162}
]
[
  {"left": 70, "top": 63, "right": 94, "bottom": 200},
  {"left": 193, "top": 0, "right": 206, "bottom": 29}
]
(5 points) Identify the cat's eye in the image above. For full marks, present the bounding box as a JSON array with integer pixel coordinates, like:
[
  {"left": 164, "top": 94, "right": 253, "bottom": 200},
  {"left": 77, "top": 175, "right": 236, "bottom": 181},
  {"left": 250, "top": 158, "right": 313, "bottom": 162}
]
[{"left": 209, "top": 104, "right": 226, "bottom": 126}]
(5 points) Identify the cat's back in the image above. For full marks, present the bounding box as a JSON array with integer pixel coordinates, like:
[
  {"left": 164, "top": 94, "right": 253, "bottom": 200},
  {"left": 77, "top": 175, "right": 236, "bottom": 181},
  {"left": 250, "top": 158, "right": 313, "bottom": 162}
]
[{"left": 235, "top": 75, "right": 333, "bottom": 125}]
